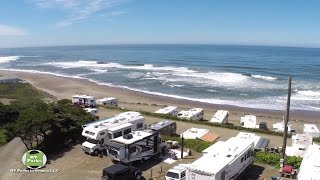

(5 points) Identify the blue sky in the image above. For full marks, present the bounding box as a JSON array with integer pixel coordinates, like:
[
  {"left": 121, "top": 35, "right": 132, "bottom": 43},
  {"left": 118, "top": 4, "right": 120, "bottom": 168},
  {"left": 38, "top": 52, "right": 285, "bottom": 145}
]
[{"left": 0, "top": 0, "right": 319, "bottom": 48}]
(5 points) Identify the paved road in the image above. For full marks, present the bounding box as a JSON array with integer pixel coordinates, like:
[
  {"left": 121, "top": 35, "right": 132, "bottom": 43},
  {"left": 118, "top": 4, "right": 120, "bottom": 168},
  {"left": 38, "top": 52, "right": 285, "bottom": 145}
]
[{"left": 0, "top": 137, "right": 26, "bottom": 180}]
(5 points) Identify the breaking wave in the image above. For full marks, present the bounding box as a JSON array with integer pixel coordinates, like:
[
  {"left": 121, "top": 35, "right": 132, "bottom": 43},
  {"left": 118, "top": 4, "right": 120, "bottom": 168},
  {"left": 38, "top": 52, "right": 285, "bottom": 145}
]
[{"left": 0, "top": 56, "right": 21, "bottom": 63}]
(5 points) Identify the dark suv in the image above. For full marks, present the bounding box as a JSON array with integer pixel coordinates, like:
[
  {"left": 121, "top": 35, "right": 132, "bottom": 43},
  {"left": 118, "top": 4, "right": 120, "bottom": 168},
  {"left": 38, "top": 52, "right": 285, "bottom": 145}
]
[{"left": 102, "top": 164, "right": 143, "bottom": 180}]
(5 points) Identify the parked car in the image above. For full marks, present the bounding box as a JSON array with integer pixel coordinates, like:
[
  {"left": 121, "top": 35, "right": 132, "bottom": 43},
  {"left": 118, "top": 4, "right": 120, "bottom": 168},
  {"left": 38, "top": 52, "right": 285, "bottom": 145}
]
[
  {"left": 102, "top": 164, "right": 143, "bottom": 180},
  {"left": 259, "top": 122, "right": 268, "bottom": 130}
]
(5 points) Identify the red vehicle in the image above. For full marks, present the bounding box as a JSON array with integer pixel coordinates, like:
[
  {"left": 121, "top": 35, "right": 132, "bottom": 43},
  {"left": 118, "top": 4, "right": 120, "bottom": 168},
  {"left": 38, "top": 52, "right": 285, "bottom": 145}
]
[{"left": 279, "top": 165, "right": 297, "bottom": 179}]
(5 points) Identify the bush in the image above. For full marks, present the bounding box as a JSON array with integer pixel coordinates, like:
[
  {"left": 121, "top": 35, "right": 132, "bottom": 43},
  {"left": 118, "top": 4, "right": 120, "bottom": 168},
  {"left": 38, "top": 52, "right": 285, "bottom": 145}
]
[
  {"left": 286, "top": 156, "right": 302, "bottom": 169},
  {"left": 0, "top": 129, "right": 8, "bottom": 145},
  {"left": 161, "top": 135, "right": 214, "bottom": 152},
  {"left": 255, "top": 151, "right": 281, "bottom": 168}
]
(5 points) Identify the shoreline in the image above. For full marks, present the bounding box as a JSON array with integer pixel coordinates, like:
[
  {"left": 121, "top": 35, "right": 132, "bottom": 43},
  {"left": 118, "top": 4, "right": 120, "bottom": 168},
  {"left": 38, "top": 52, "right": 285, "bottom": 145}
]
[{"left": 0, "top": 70, "right": 319, "bottom": 127}]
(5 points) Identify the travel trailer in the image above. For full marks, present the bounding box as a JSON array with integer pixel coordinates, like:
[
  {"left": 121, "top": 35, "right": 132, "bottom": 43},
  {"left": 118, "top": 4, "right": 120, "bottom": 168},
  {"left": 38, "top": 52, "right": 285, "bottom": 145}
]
[
  {"left": 173, "top": 135, "right": 255, "bottom": 180},
  {"left": 177, "top": 108, "right": 204, "bottom": 121},
  {"left": 81, "top": 111, "right": 145, "bottom": 155},
  {"left": 210, "top": 110, "right": 229, "bottom": 124},
  {"left": 72, "top": 95, "right": 96, "bottom": 107},
  {"left": 107, "top": 130, "right": 166, "bottom": 164},
  {"left": 297, "top": 144, "right": 320, "bottom": 180},
  {"left": 165, "top": 164, "right": 187, "bottom": 180},
  {"left": 180, "top": 128, "right": 219, "bottom": 142},
  {"left": 148, "top": 120, "right": 177, "bottom": 136},
  {"left": 240, "top": 115, "right": 258, "bottom": 129},
  {"left": 85, "top": 108, "right": 98, "bottom": 116},
  {"left": 235, "top": 132, "right": 270, "bottom": 151},
  {"left": 286, "top": 134, "right": 313, "bottom": 158},
  {"left": 96, "top": 97, "right": 118, "bottom": 106},
  {"left": 303, "top": 124, "right": 320, "bottom": 138},
  {"left": 273, "top": 121, "right": 293, "bottom": 133},
  {"left": 154, "top": 106, "right": 179, "bottom": 116}
]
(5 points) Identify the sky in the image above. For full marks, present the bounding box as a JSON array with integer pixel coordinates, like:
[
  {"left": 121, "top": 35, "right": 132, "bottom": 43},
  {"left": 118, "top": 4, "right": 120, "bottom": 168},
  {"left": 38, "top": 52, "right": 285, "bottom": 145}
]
[{"left": 0, "top": 0, "right": 319, "bottom": 48}]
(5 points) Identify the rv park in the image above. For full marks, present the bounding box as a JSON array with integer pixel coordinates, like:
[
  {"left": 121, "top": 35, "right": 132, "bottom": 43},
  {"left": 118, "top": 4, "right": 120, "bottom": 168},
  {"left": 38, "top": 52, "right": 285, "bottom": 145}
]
[{"left": 0, "top": 71, "right": 320, "bottom": 180}]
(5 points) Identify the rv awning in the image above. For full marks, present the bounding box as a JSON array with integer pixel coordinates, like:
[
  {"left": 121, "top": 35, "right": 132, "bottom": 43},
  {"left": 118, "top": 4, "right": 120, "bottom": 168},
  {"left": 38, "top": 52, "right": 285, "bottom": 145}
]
[
  {"left": 255, "top": 137, "right": 270, "bottom": 150},
  {"left": 199, "top": 132, "right": 219, "bottom": 142}
]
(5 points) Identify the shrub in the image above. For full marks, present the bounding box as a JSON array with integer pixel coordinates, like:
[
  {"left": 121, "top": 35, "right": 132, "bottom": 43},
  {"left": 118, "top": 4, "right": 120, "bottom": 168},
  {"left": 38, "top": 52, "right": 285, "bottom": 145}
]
[
  {"left": 255, "top": 151, "right": 281, "bottom": 168},
  {"left": 286, "top": 156, "right": 302, "bottom": 169},
  {"left": 161, "top": 135, "right": 213, "bottom": 152}
]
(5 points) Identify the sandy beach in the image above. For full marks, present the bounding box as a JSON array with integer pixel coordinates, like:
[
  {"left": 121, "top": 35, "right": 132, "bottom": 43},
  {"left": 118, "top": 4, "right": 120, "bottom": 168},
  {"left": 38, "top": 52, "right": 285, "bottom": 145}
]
[{"left": 1, "top": 70, "right": 319, "bottom": 133}]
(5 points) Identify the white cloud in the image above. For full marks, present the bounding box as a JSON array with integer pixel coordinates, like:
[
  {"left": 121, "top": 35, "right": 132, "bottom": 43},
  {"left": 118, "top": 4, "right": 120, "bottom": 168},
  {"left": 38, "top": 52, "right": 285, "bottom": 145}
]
[
  {"left": 0, "top": 24, "right": 28, "bottom": 36},
  {"left": 31, "top": 0, "right": 128, "bottom": 27}
]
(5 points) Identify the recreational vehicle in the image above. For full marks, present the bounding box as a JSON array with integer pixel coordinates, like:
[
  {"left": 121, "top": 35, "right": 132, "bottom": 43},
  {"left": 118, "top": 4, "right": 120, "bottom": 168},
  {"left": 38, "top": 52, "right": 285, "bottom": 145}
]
[
  {"left": 72, "top": 95, "right": 96, "bottom": 107},
  {"left": 154, "top": 106, "right": 179, "bottom": 116},
  {"left": 183, "top": 135, "right": 254, "bottom": 180},
  {"left": 236, "top": 132, "right": 270, "bottom": 151},
  {"left": 177, "top": 108, "right": 204, "bottom": 121},
  {"left": 273, "top": 121, "right": 293, "bottom": 133},
  {"left": 107, "top": 130, "right": 166, "bottom": 164},
  {"left": 303, "top": 124, "right": 320, "bottom": 138},
  {"left": 85, "top": 108, "right": 98, "bottom": 116},
  {"left": 297, "top": 144, "right": 320, "bottom": 180},
  {"left": 165, "top": 164, "right": 187, "bottom": 180},
  {"left": 210, "top": 110, "right": 229, "bottom": 124},
  {"left": 180, "top": 128, "right": 219, "bottom": 142},
  {"left": 286, "top": 134, "right": 313, "bottom": 158},
  {"left": 81, "top": 111, "right": 145, "bottom": 155},
  {"left": 97, "top": 97, "right": 118, "bottom": 106},
  {"left": 148, "top": 120, "right": 177, "bottom": 136},
  {"left": 240, "top": 115, "right": 258, "bottom": 129}
]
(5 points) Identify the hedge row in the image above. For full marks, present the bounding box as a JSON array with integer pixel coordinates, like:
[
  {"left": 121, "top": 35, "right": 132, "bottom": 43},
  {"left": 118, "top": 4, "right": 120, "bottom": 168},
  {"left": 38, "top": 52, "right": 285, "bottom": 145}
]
[
  {"left": 255, "top": 151, "right": 302, "bottom": 169},
  {"left": 100, "top": 105, "right": 320, "bottom": 143}
]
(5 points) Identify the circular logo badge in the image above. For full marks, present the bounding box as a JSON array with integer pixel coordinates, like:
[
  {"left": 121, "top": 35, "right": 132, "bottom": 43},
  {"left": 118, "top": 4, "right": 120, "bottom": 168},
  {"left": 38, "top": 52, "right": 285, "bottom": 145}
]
[{"left": 22, "top": 150, "right": 47, "bottom": 169}]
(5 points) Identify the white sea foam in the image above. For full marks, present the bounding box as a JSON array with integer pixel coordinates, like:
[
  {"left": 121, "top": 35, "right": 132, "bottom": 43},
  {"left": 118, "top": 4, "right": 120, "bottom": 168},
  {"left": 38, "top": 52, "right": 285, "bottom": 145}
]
[
  {"left": 297, "top": 90, "right": 320, "bottom": 97},
  {"left": 251, "top": 74, "right": 277, "bottom": 80},
  {"left": 0, "top": 56, "right": 20, "bottom": 63}
]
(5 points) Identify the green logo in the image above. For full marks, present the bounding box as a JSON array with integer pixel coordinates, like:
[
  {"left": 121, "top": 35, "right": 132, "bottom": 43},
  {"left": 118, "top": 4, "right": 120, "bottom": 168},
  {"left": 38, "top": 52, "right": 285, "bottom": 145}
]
[{"left": 22, "top": 150, "right": 47, "bottom": 169}]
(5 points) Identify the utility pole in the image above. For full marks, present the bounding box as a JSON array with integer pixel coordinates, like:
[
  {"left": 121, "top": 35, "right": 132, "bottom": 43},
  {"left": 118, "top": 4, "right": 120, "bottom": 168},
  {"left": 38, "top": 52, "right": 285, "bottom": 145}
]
[
  {"left": 281, "top": 76, "right": 292, "bottom": 167},
  {"left": 181, "top": 134, "right": 184, "bottom": 159}
]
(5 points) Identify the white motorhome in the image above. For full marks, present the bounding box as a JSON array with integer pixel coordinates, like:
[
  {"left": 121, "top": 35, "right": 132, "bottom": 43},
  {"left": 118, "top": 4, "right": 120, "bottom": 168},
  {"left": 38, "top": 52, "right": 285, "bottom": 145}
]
[
  {"left": 72, "top": 94, "right": 96, "bottom": 107},
  {"left": 297, "top": 144, "right": 320, "bottom": 180},
  {"left": 107, "top": 130, "right": 166, "bottom": 164},
  {"left": 286, "top": 133, "right": 313, "bottom": 158},
  {"left": 186, "top": 135, "right": 254, "bottom": 180},
  {"left": 165, "top": 164, "right": 187, "bottom": 180},
  {"left": 81, "top": 111, "right": 144, "bottom": 155},
  {"left": 235, "top": 132, "right": 270, "bottom": 151},
  {"left": 85, "top": 108, "right": 98, "bottom": 116},
  {"left": 180, "top": 128, "right": 209, "bottom": 140},
  {"left": 96, "top": 97, "right": 118, "bottom": 106},
  {"left": 154, "top": 106, "right": 179, "bottom": 116},
  {"left": 303, "top": 124, "right": 320, "bottom": 138},
  {"left": 240, "top": 115, "right": 258, "bottom": 129},
  {"left": 210, "top": 110, "right": 229, "bottom": 124},
  {"left": 177, "top": 108, "right": 204, "bottom": 121}
]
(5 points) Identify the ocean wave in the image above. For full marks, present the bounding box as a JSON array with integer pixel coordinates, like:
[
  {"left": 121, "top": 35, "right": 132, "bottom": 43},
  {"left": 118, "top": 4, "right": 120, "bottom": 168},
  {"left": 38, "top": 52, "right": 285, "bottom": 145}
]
[
  {"left": 44, "top": 60, "right": 196, "bottom": 73},
  {"left": 251, "top": 74, "right": 277, "bottom": 80},
  {"left": 297, "top": 90, "right": 320, "bottom": 97},
  {"left": 0, "top": 56, "right": 21, "bottom": 63}
]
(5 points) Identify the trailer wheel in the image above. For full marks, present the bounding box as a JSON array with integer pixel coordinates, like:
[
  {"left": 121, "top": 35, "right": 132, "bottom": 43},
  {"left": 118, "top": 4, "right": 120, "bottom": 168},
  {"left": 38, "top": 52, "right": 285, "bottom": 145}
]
[{"left": 93, "top": 149, "right": 100, "bottom": 156}]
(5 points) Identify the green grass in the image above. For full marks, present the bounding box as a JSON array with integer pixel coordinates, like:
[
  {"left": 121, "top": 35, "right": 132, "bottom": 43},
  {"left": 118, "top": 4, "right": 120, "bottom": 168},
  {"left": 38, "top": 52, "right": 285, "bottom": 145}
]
[
  {"left": 0, "top": 83, "right": 51, "bottom": 100},
  {"left": 0, "top": 129, "right": 8, "bottom": 145}
]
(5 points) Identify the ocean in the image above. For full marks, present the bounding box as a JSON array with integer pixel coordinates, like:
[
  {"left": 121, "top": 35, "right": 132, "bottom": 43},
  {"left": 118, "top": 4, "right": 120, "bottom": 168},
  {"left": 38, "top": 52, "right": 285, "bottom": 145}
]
[{"left": 0, "top": 45, "right": 319, "bottom": 111}]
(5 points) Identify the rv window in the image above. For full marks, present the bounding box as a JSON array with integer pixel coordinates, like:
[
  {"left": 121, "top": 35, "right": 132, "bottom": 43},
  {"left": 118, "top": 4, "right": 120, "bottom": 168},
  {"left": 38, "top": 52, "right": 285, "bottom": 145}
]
[
  {"left": 241, "top": 157, "right": 244, "bottom": 162},
  {"left": 114, "top": 131, "right": 122, "bottom": 138},
  {"left": 247, "top": 151, "right": 251, "bottom": 158},
  {"left": 85, "top": 131, "right": 95, "bottom": 136},
  {"left": 101, "top": 139, "right": 104, "bottom": 144},
  {"left": 90, "top": 100, "right": 94, "bottom": 102},
  {"left": 87, "top": 138, "right": 98, "bottom": 144},
  {"left": 137, "top": 122, "right": 143, "bottom": 129},
  {"left": 129, "top": 146, "right": 136, "bottom": 154},
  {"left": 181, "top": 171, "right": 186, "bottom": 178},
  {"left": 123, "top": 128, "right": 131, "bottom": 135},
  {"left": 166, "top": 172, "right": 179, "bottom": 179},
  {"left": 100, "top": 132, "right": 105, "bottom": 136},
  {"left": 108, "top": 133, "right": 112, "bottom": 139}
]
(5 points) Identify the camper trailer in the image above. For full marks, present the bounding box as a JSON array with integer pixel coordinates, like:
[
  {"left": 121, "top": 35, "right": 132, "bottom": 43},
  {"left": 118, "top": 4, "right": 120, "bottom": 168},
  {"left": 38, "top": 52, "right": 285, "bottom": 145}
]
[
  {"left": 177, "top": 108, "right": 204, "bottom": 121},
  {"left": 286, "top": 134, "right": 313, "bottom": 158},
  {"left": 240, "top": 115, "right": 258, "bottom": 129},
  {"left": 236, "top": 132, "right": 270, "bottom": 151},
  {"left": 186, "top": 136, "right": 254, "bottom": 180},
  {"left": 165, "top": 164, "right": 187, "bottom": 180},
  {"left": 210, "top": 110, "right": 229, "bottom": 124},
  {"left": 273, "top": 121, "right": 293, "bottom": 133},
  {"left": 81, "top": 111, "right": 145, "bottom": 155},
  {"left": 107, "top": 130, "right": 166, "bottom": 164},
  {"left": 72, "top": 95, "right": 96, "bottom": 107},
  {"left": 85, "top": 108, "right": 98, "bottom": 116},
  {"left": 148, "top": 120, "right": 177, "bottom": 136},
  {"left": 97, "top": 97, "right": 118, "bottom": 106},
  {"left": 154, "top": 106, "right": 179, "bottom": 116},
  {"left": 297, "top": 144, "right": 320, "bottom": 180},
  {"left": 303, "top": 124, "right": 320, "bottom": 138}
]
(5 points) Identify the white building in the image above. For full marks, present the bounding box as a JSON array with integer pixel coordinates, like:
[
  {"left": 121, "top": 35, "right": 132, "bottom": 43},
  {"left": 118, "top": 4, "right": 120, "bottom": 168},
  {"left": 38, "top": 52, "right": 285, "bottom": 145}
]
[
  {"left": 177, "top": 108, "right": 204, "bottom": 121},
  {"left": 154, "top": 106, "right": 178, "bottom": 116},
  {"left": 297, "top": 143, "right": 320, "bottom": 180},
  {"left": 240, "top": 115, "right": 258, "bottom": 129},
  {"left": 286, "top": 133, "right": 313, "bottom": 158},
  {"left": 210, "top": 110, "right": 229, "bottom": 124},
  {"left": 96, "top": 97, "right": 118, "bottom": 106},
  {"left": 303, "top": 124, "right": 320, "bottom": 138}
]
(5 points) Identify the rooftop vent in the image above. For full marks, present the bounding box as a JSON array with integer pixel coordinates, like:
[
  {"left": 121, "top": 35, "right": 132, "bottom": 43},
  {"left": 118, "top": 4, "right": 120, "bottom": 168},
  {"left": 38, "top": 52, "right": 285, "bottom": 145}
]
[{"left": 123, "top": 134, "right": 133, "bottom": 139}]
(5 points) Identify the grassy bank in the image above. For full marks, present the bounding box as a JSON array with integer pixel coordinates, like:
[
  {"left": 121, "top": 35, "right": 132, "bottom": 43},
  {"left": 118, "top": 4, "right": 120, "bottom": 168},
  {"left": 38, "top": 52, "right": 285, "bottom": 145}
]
[{"left": 0, "top": 83, "right": 53, "bottom": 100}]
